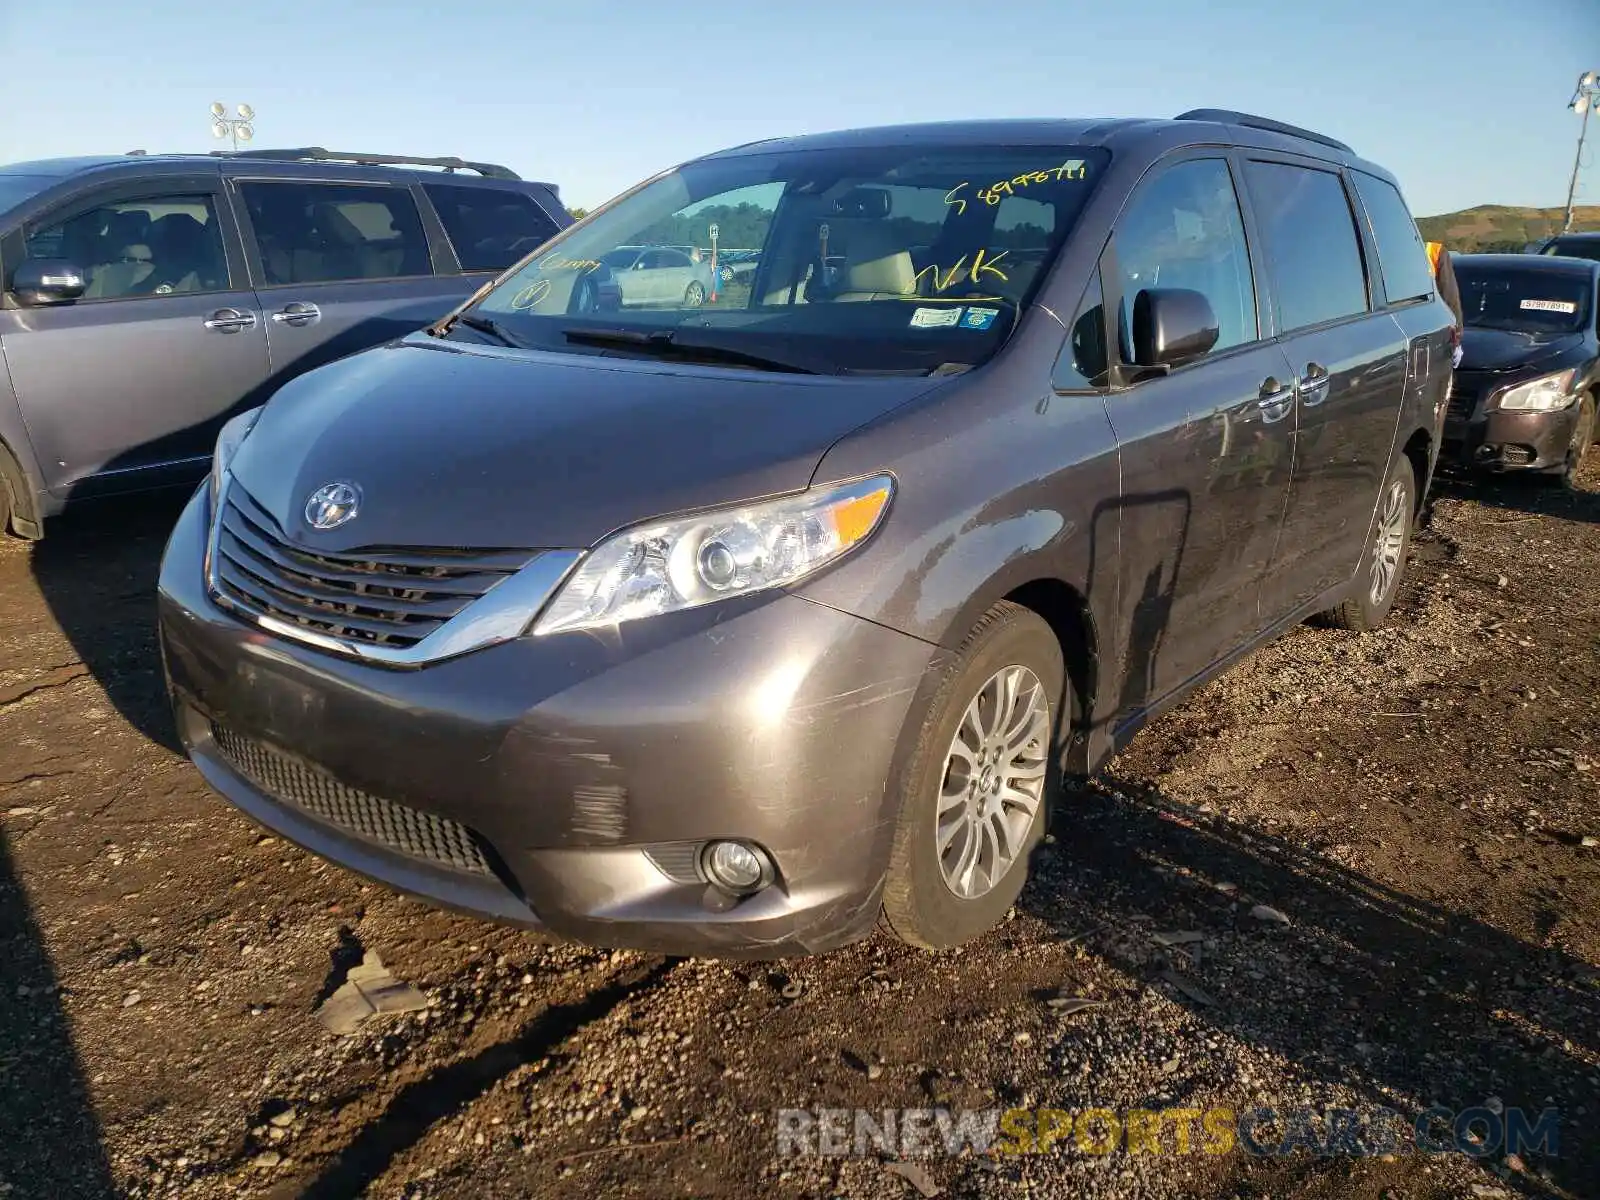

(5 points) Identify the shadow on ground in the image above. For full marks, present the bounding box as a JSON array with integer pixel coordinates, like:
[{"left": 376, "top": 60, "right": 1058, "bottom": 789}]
[
  {"left": 1026, "top": 776, "right": 1599, "bottom": 1194},
  {"left": 1431, "top": 465, "right": 1600, "bottom": 525},
  {"left": 0, "top": 826, "right": 117, "bottom": 1199},
  {"left": 29, "top": 491, "right": 190, "bottom": 754}
]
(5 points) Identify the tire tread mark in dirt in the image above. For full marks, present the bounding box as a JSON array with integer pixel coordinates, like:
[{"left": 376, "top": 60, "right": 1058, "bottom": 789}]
[{"left": 290, "top": 956, "right": 677, "bottom": 1200}]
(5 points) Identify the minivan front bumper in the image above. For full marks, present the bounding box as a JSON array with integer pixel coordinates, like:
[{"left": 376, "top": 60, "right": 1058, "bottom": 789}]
[{"left": 158, "top": 488, "right": 942, "bottom": 957}]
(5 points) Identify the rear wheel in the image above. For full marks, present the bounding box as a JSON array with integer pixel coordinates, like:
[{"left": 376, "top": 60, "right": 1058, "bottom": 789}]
[
  {"left": 879, "top": 602, "right": 1068, "bottom": 950},
  {"left": 1323, "top": 454, "right": 1415, "bottom": 632}
]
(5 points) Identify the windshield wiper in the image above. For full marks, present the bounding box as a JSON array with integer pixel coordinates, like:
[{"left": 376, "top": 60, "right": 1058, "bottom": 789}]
[
  {"left": 561, "top": 327, "right": 818, "bottom": 374},
  {"left": 450, "top": 314, "right": 522, "bottom": 347}
]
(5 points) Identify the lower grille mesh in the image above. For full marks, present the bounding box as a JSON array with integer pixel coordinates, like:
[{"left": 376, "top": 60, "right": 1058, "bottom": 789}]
[{"left": 210, "top": 724, "right": 492, "bottom": 876}]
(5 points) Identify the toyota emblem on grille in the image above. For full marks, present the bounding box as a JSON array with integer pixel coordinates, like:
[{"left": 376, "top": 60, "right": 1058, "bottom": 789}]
[{"left": 305, "top": 482, "right": 362, "bottom": 531}]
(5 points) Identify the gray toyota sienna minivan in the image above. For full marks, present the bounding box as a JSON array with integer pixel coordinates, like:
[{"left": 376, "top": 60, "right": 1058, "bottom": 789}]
[{"left": 159, "top": 110, "right": 1454, "bottom": 957}]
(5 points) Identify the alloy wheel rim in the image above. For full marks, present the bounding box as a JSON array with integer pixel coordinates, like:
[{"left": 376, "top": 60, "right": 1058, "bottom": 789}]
[
  {"left": 1368, "top": 478, "right": 1409, "bottom": 607},
  {"left": 936, "top": 665, "right": 1050, "bottom": 900}
]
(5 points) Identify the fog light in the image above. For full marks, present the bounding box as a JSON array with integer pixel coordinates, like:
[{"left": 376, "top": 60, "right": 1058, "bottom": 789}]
[{"left": 702, "top": 840, "right": 772, "bottom": 895}]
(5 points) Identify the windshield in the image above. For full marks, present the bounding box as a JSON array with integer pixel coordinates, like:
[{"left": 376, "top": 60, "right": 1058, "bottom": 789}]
[
  {"left": 1542, "top": 237, "right": 1600, "bottom": 263},
  {"left": 456, "top": 144, "right": 1110, "bottom": 374},
  {"left": 0, "top": 175, "right": 54, "bottom": 220},
  {"left": 1457, "top": 266, "right": 1593, "bottom": 334}
]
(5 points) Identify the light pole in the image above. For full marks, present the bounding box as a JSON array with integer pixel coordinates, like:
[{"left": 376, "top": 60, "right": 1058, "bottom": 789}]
[
  {"left": 210, "top": 102, "right": 255, "bottom": 152},
  {"left": 1562, "top": 72, "right": 1599, "bottom": 233}
]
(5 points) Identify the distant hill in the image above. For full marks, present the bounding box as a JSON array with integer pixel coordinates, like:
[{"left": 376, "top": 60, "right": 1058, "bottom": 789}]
[{"left": 1417, "top": 204, "right": 1600, "bottom": 252}]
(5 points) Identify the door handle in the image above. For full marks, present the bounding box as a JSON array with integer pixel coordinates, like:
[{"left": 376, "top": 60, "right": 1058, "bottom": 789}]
[
  {"left": 1257, "top": 377, "right": 1294, "bottom": 424},
  {"left": 203, "top": 308, "right": 255, "bottom": 333},
  {"left": 1298, "top": 362, "right": 1331, "bottom": 406},
  {"left": 271, "top": 302, "right": 321, "bottom": 327}
]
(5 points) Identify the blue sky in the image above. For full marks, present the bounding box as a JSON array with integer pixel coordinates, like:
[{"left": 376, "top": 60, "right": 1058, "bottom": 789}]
[{"left": 2, "top": 0, "right": 1596, "bottom": 217}]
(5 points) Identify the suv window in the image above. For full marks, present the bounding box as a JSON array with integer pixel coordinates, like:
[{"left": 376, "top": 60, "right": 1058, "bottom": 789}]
[
  {"left": 423, "top": 184, "right": 561, "bottom": 271},
  {"left": 23, "top": 194, "right": 228, "bottom": 300},
  {"left": 239, "top": 181, "right": 431, "bottom": 285},
  {"left": 1244, "top": 162, "right": 1369, "bottom": 332},
  {"left": 1351, "top": 173, "right": 1433, "bottom": 305},
  {"left": 1112, "top": 158, "right": 1257, "bottom": 360}
]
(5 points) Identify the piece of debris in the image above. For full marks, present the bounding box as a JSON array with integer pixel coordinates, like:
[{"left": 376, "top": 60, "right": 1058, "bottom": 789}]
[
  {"left": 841, "top": 1049, "right": 884, "bottom": 1080},
  {"left": 314, "top": 950, "right": 428, "bottom": 1035},
  {"left": 885, "top": 1159, "right": 943, "bottom": 1197},
  {"left": 1581, "top": 835, "right": 1598, "bottom": 849},
  {"left": 1045, "top": 996, "right": 1104, "bottom": 1016},
  {"left": 268, "top": 1108, "right": 297, "bottom": 1129},
  {"left": 1151, "top": 930, "right": 1206, "bottom": 947},
  {"left": 250, "top": 1151, "right": 283, "bottom": 1171},
  {"left": 779, "top": 979, "right": 804, "bottom": 1000},
  {"left": 1159, "top": 970, "right": 1217, "bottom": 1007},
  {"left": 1250, "top": 904, "right": 1290, "bottom": 925},
  {"left": 122, "top": 991, "right": 142, "bottom": 1008}
]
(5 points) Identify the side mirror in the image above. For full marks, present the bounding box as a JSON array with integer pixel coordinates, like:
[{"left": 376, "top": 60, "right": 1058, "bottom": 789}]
[
  {"left": 1132, "top": 287, "right": 1219, "bottom": 369},
  {"left": 11, "top": 259, "right": 87, "bottom": 306}
]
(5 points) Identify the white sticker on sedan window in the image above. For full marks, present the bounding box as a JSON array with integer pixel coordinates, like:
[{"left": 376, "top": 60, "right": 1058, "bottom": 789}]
[
  {"left": 910, "top": 306, "right": 964, "bottom": 329},
  {"left": 1520, "top": 299, "right": 1578, "bottom": 313}
]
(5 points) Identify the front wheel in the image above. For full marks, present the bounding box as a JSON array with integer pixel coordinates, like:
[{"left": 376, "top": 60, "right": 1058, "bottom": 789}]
[
  {"left": 1323, "top": 454, "right": 1415, "bottom": 631},
  {"left": 879, "top": 602, "right": 1067, "bottom": 950},
  {"left": 683, "top": 281, "right": 706, "bottom": 307},
  {"left": 1553, "top": 393, "right": 1595, "bottom": 491}
]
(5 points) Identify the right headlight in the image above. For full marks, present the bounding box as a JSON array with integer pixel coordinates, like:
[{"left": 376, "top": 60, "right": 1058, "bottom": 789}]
[
  {"left": 1494, "top": 368, "right": 1577, "bottom": 412},
  {"left": 210, "top": 406, "right": 263, "bottom": 502},
  {"left": 532, "top": 474, "right": 894, "bottom": 636}
]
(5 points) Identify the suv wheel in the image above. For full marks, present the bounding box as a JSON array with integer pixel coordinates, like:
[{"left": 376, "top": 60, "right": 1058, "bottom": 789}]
[
  {"left": 1554, "top": 393, "right": 1595, "bottom": 491},
  {"left": 879, "top": 602, "right": 1067, "bottom": 949},
  {"left": 1324, "top": 454, "right": 1416, "bottom": 631}
]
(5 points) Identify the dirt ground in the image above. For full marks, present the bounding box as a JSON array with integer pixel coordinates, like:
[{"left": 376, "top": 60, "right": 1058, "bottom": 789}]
[{"left": 2, "top": 458, "right": 1598, "bottom": 1200}]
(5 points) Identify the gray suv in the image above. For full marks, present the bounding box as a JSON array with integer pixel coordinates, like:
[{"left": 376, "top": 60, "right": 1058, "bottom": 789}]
[
  {"left": 160, "top": 111, "right": 1454, "bottom": 957},
  {"left": 0, "top": 148, "right": 568, "bottom": 538}
]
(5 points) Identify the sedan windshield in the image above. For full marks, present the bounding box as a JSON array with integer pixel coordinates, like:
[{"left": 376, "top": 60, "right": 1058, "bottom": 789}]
[
  {"left": 1457, "top": 266, "right": 1593, "bottom": 334},
  {"left": 455, "top": 144, "right": 1110, "bottom": 374}
]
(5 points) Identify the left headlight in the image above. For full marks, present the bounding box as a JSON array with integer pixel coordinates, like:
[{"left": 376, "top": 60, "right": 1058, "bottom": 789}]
[
  {"left": 1495, "top": 368, "right": 1577, "bottom": 412},
  {"left": 532, "top": 474, "right": 894, "bottom": 636},
  {"left": 210, "top": 407, "right": 263, "bottom": 502}
]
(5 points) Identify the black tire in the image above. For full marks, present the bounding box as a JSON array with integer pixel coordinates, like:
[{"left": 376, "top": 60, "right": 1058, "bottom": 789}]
[
  {"left": 879, "top": 601, "right": 1069, "bottom": 950},
  {"left": 1323, "top": 454, "right": 1416, "bottom": 631},
  {"left": 1553, "top": 393, "right": 1595, "bottom": 491},
  {"left": 683, "top": 281, "right": 706, "bottom": 307}
]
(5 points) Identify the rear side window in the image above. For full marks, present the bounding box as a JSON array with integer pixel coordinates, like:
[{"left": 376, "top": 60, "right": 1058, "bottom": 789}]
[
  {"left": 1351, "top": 173, "right": 1433, "bottom": 305},
  {"left": 1244, "top": 162, "right": 1369, "bottom": 332},
  {"left": 240, "top": 181, "right": 431, "bottom": 285},
  {"left": 423, "top": 184, "right": 562, "bottom": 271},
  {"left": 1111, "top": 157, "right": 1258, "bottom": 358}
]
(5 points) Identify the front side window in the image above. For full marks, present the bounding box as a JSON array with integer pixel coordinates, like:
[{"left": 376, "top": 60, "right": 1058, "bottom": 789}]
[
  {"left": 240, "top": 181, "right": 431, "bottom": 285},
  {"left": 23, "top": 193, "right": 227, "bottom": 300},
  {"left": 1351, "top": 172, "right": 1434, "bottom": 305},
  {"left": 1456, "top": 265, "right": 1593, "bottom": 334},
  {"left": 1111, "top": 157, "right": 1257, "bottom": 360},
  {"left": 456, "top": 146, "right": 1109, "bottom": 375},
  {"left": 423, "top": 183, "right": 561, "bottom": 271},
  {"left": 1052, "top": 270, "right": 1106, "bottom": 390},
  {"left": 1245, "top": 161, "right": 1370, "bottom": 333}
]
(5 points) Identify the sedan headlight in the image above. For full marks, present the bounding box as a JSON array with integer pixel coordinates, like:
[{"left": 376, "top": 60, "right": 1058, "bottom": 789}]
[
  {"left": 533, "top": 474, "right": 894, "bottom": 635},
  {"left": 210, "top": 407, "right": 263, "bottom": 501},
  {"left": 1495, "top": 368, "right": 1577, "bottom": 412}
]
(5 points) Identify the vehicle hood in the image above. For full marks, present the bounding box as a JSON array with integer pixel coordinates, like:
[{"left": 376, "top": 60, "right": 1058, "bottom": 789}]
[
  {"left": 1458, "top": 327, "right": 1588, "bottom": 373},
  {"left": 228, "top": 337, "right": 936, "bottom": 551}
]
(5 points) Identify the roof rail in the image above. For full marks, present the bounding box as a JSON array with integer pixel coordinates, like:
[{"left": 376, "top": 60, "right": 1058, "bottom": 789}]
[
  {"left": 1175, "top": 109, "right": 1353, "bottom": 154},
  {"left": 209, "top": 146, "right": 522, "bottom": 180}
]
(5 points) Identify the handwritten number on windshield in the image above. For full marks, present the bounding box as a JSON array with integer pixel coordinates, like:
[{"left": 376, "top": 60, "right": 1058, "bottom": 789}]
[{"left": 944, "top": 159, "right": 1089, "bottom": 214}]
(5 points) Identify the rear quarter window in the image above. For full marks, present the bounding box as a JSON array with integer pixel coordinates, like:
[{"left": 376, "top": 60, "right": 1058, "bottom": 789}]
[
  {"left": 424, "top": 184, "right": 562, "bottom": 271},
  {"left": 1351, "top": 173, "right": 1434, "bottom": 306}
]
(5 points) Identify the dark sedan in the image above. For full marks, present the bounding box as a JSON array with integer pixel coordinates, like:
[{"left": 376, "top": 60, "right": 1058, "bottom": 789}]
[{"left": 1445, "top": 254, "right": 1599, "bottom": 485}]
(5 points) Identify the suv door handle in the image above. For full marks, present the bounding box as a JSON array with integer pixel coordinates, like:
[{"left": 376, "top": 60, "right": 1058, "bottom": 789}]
[
  {"left": 1298, "top": 362, "right": 1331, "bottom": 406},
  {"left": 1257, "top": 377, "right": 1294, "bottom": 424},
  {"left": 203, "top": 308, "right": 256, "bottom": 333},
  {"left": 271, "top": 302, "right": 321, "bottom": 327}
]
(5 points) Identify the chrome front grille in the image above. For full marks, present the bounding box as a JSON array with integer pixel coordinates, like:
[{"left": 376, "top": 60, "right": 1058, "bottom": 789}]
[
  {"left": 212, "top": 485, "right": 538, "bottom": 651},
  {"left": 211, "top": 723, "right": 493, "bottom": 875}
]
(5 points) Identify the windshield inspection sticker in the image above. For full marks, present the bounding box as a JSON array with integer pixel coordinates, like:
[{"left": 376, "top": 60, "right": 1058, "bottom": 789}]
[
  {"left": 910, "top": 306, "right": 964, "bottom": 329},
  {"left": 960, "top": 307, "right": 1000, "bottom": 331},
  {"left": 1521, "top": 299, "right": 1578, "bottom": 313}
]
